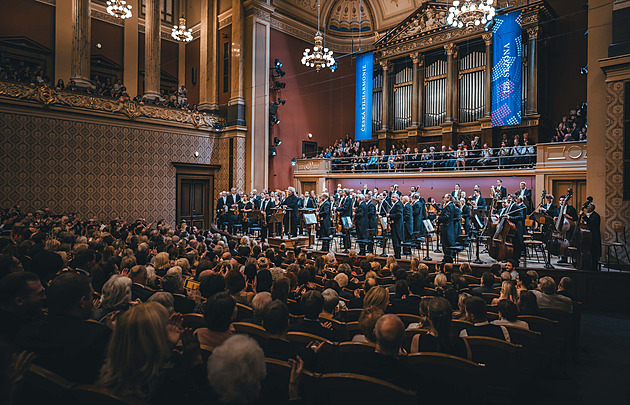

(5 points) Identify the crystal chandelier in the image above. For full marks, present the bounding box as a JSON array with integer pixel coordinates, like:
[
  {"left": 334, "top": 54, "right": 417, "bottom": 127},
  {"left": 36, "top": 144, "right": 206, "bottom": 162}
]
[
  {"left": 171, "top": 16, "right": 193, "bottom": 42},
  {"left": 106, "top": 0, "right": 132, "bottom": 19},
  {"left": 447, "top": 0, "right": 495, "bottom": 29},
  {"left": 301, "top": 0, "right": 335, "bottom": 72}
]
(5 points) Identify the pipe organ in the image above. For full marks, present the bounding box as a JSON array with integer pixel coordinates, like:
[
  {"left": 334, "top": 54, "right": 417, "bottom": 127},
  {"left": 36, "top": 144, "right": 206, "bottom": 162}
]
[{"left": 372, "top": 0, "right": 553, "bottom": 152}]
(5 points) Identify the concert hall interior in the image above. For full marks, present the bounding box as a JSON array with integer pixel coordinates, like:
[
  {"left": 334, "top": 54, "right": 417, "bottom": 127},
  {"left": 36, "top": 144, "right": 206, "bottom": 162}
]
[{"left": 1, "top": 0, "right": 630, "bottom": 403}]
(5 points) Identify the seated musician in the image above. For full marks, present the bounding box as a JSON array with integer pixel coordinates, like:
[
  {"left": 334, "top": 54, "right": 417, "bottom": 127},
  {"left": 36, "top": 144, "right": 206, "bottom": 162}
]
[{"left": 240, "top": 194, "right": 254, "bottom": 234}]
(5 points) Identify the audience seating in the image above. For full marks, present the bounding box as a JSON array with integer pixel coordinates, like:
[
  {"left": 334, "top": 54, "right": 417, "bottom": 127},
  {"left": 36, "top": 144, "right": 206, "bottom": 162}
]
[
  {"left": 287, "top": 332, "right": 334, "bottom": 347},
  {"left": 342, "top": 308, "right": 363, "bottom": 322},
  {"left": 72, "top": 385, "right": 148, "bottom": 405},
  {"left": 182, "top": 313, "right": 205, "bottom": 329},
  {"left": 337, "top": 341, "right": 377, "bottom": 354},
  {"left": 451, "top": 319, "right": 473, "bottom": 336},
  {"left": 481, "top": 292, "right": 500, "bottom": 304},
  {"left": 518, "top": 315, "right": 559, "bottom": 366},
  {"left": 235, "top": 303, "right": 254, "bottom": 321},
  {"left": 17, "top": 364, "right": 77, "bottom": 405},
  {"left": 199, "top": 345, "right": 214, "bottom": 363},
  {"left": 232, "top": 322, "right": 268, "bottom": 344},
  {"left": 404, "top": 353, "right": 485, "bottom": 404},
  {"left": 403, "top": 328, "right": 428, "bottom": 352},
  {"left": 317, "top": 373, "right": 416, "bottom": 405},
  {"left": 503, "top": 325, "right": 542, "bottom": 375},
  {"left": 396, "top": 314, "right": 423, "bottom": 328}
]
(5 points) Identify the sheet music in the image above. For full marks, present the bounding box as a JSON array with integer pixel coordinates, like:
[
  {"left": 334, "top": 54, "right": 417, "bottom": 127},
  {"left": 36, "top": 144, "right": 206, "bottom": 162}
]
[{"left": 423, "top": 219, "right": 434, "bottom": 233}]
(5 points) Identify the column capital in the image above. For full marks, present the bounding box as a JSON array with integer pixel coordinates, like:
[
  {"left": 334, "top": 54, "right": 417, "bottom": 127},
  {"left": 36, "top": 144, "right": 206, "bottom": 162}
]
[
  {"left": 527, "top": 26, "right": 540, "bottom": 40},
  {"left": 243, "top": 0, "right": 274, "bottom": 21},
  {"left": 410, "top": 52, "right": 423, "bottom": 66},
  {"left": 482, "top": 32, "right": 493, "bottom": 46},
  {"left": 445, "top": 43, "right": 458, "bottom": 56},
  {"left": 380, "top": 60, "right": 391, "bottom": 71}
]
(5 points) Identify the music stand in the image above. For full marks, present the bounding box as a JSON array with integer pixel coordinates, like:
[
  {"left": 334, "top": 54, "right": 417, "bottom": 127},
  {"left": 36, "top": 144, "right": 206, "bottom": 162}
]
[
  {"left": 533, "top": 214, "right": 555, "bottom": 269},
  {"left": 469, "top": 211, "right": 487, "bottom": 264},
  {"left": 270, "top": 209, "right": 285, "bottom": 237},
  {"left": 423, "top": 219, "right": 434, "bottom": 261},
  {"left": 301, "top": 211, "right": 318, "bottom": 248}
]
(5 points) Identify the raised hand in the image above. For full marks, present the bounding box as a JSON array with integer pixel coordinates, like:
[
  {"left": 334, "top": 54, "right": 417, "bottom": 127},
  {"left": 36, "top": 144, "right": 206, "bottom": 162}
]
[{"left": 166, "top": 312, "right": 184, "bottom": 345}]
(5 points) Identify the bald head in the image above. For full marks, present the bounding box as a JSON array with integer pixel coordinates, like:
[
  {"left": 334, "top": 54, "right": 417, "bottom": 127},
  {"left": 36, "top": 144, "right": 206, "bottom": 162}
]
[{"left": 375, "top": 314, "right": 405, "bottom": 357}]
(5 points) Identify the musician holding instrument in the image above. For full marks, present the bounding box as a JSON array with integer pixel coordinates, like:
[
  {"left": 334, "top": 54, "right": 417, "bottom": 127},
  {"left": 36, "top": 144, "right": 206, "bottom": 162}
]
[
  {"left": 216, "top": 191, "right": 229, "bottom": 230},
  {"left": 539, "top": 194, "right": 557, "bottom": 216},
  {"left": 239, "top": 194, "right": 254, "bottom": 234},
  {"left": 517, "top": 182, "right": 533, "bottom": 214},
  {"left": 472, "top": 189, "right": 486, "bottom": 210},
  {"left": 283, "top": 187, "right": 300, "bottom": 237},
  {"left": 554, "top": 194, "right": 578, "bottom": 264},
  {"left": 504, "top": 195, "right": 526, "bottom": 260},
  {"left": 317, "top": 192, "right": 332, "bottom": 251},
  {"left": 581, "top": 201, "right": 601, "bottom": 271},
  {"left": 411, "top": 192, "right": 426, "bottom": 236},
  {"left": 226, "top": 187, "right": 241, "bottom": 234},
  {"left": 402, "top": 196, "right": 414, "bottom": 255},
  {"left": 259, "top": 192, "right": 275, "bottom": 240},
  {"left": 438, "top": 194, "right": 457, "bottom": 261},
  {"left": 388, "top": 193, "right": 404, "bottom": 259}
]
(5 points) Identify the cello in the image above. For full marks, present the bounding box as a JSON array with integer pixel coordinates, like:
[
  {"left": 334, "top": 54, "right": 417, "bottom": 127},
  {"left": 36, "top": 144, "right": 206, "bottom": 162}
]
[
  {"left": 488, "top": 200, "right": 517, "bottom": 261},
  {"left": 549, "top": 188, "right": 573, "bottom": 257},
  {"left": 571, "top": 197, "right": 594, "bottom": 270}
]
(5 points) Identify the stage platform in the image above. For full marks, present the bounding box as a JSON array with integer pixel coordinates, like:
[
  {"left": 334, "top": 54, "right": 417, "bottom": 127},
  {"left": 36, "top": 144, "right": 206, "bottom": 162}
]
[{"left": 268, "top": 235, "right": 309, "bottom": 249}]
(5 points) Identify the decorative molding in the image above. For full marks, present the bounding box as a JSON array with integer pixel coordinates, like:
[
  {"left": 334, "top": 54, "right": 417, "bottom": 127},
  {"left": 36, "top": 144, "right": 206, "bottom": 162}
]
[
  {"left": 218, "top": 12, "right": 233, "bottom": 30},
  {"left": 91, "top": 9, "right": 124, "bottom": 27},
  {"left": 482, "top": 32, "right": 492, "bottom": 45},
  {"left": 0, "top": 81, "right": 224, "bottom": 130},
  {"left": 526, "top": 26, "right": 540, "bottom": 39}
]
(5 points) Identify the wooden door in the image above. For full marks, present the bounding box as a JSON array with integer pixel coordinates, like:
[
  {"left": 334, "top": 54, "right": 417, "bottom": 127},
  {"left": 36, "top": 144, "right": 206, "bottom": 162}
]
[
  {"left": 179, "top": 178, "right": 209, "bottom": 230},
  {"left": 552, "top": 180, "right": 587, "bottom": 209},
  {"left": 301, "top": 181, "right": 316, "bottom": 195}
]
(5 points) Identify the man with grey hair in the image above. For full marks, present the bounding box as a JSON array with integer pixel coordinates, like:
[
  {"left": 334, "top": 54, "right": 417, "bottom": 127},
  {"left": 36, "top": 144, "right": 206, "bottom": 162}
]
[
  {"left": 161, "top": 272, "right": 195, "bottom": 313},
  {"left": 532, "top": 276, "right": 573, "bottom": 312},
  {"left": 283, "top": 186, "right": 300, "bottom": 237},
  {"left": 321, "top": 288, "right": 340, "bottom": 320},
  {"left": 241, "top": 292, "right": 272, "bottom": 325},
  {"left": 207, "top": 335, "right": 267, "bottom": 405}
]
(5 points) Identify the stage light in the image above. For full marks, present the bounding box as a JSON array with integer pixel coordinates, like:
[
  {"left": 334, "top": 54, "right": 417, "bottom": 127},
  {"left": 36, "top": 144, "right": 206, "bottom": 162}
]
[
  {"left": 330, "top": 61, "right": 338, "bottom": 72},
  {"left": 580, "top": 66, "right": 588, "bottom": 75},
  {"left": 308, "top": 133, "right": 313, "bottom": 138},
  {"left": 275, "top": 59, "right": 282, "bottom": 69},
  {"left": 273, "top": 136, "right": 282, "bottom": 146},
  {"left": 213, "top": 122, "right": 222, "bottom": 131},
  {"left": 276, "top": 98, "right": 286, "bottom": 105},
  {"left": 291, "top": 158, "right": 297, "bottom": 166},
  {"left": 275, "top": 81, "right": 286, "bottom": 89},
  {"left": 270, "top": 115, "right": 280, "bottom": 125},
  {"left": 270, "top": 147, "right": 277, "bottom": 156}
]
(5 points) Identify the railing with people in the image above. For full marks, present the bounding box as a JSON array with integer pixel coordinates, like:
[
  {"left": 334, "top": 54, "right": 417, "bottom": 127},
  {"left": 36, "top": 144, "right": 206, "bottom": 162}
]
[{"left": 321, "top": 146, "right": 537, "bottom": 173}]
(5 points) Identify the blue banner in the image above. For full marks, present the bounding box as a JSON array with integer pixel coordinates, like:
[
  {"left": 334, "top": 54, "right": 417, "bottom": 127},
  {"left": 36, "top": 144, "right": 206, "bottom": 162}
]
[
  {"left": 355, "top": 52, "right": 373, "bottom": 141},
  {"left": 491, "top": 11, "right": 522, "bottom": 127}
]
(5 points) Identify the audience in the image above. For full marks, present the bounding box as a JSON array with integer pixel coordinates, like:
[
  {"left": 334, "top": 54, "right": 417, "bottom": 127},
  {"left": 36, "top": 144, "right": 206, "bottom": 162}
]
[
  {"left": 532, "top": 276, "right": 573, "bottom": 313},
  {"left": 459, "top": 296, "right": 511, "bottom": 342}
]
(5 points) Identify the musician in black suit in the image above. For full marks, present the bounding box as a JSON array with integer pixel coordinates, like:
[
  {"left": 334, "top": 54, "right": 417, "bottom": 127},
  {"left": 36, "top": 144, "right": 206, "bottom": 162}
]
[
  {"left": 251, "top": 189, "right": 261, "bottom": 210},
  {"left": 504, "top": 195, "right": 525, "bottom": 261},
  {"left": 226, "top": 187, "right": 241, "bottom": 233},
  {"left": 539, "top": 194, "right": 557, "bottom": 217},
  {"left": 260, "top": 193, "right": 275, "bottom": 240},
  {"left": 402, "top": 196, "right": 414, "bottom": 255},
  {"left": 472, "top": 189, "right": 486, "bottom": 210},
  {"left": 337, "top": 189, "right": 353, "bottom": 250},
  {"left": 460, "top": 198, "right": 472, "bottom": 236},
  {"left": 412, "top": 192, "right": 425, "bottom": 236},
  {"left": 452, "top": 184, "right": 463, "bottom": 200},
  {"left": 355, "top": 194, "right": 368, "bottom": 255},
  {"left": 283, "top": 187, "right": 300, "bottom": 237},
  {"left": 555, "top": 194, "right": 579, "bottom": 264},
  {"left": 582, "top": 202, "right": 602, "bottom": 271},
  {"left": 494, "top": 179, "right": 507, "bottom": 199},
  {"left": 438, "top": 194, "right": 457, "bottom": 261},
  {"left": 388, "top": 194, "right": 404, "bottom": 259},
  {"left": 318, "top": 193, "right": 332, "bottom": 251},
  {"left": 216, "top": 191, "right": 229, "bottom": 229},
  {"left": 301, "top": 191, "right": 317, "bottom": 209},
  {"left": 516, "top": 182, "right": 533, "bottom": 213},
  {"left": 365, "top": 193, "right": 377, "bottom": 253}
]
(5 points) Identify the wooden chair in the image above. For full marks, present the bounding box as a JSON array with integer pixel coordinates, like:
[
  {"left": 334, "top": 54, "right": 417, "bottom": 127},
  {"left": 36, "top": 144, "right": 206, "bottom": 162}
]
[
  {"left": 182, "top": 313, "right": 204, "bottom": 329},
  {"left": 232, "top": 322, "right": 268, "bottom": 343},
  {"left": 287, "top": 332, "right": 334, "bottom": 348},
  {"left": 261, "top": 359, "right": 291, "bottom": 405},
  {"left": 403, "top": 328, "right": 429, "bottom": 352},
  {"left": 235, "top": 303, "right": 254, "bottom": 321},
  {"left": 463, "top": 336, "right": 522, "bottom": 402},
  {"left": 342, "top": 321, "right": 361, "bottom": 341},
  {"left": 395, "top": 314, "right": 422, "bottom": 328},
  {"left": 538, "top": 306, "right": 574, "bottom": 357},
  {"left": 450, "top": 319, "right": 473, "bottom": 337},
  {"left": 404, "top": 353, "right": 484, "bottom": 403},
  {"left": 462, "top": 274, "right": 480, "bottom": 284},
  {"left": 72, "top": 385, "right": 148, "bottom": 405},
  {"left": 486, "top": 312, "right": 499, "bottom": 321},
  {"left": 289, "top": 313, "right": 304, "bottom": 325},
  {"left": 604, "top": 223, "right": 629, "bottom": 268},
  {"left": 200, "top": 345, "right": 214, "bottom": 363},
  {"left": 18, "top": 364, "right": 77, "bottom": 404},
  {"left": 481, "top": 292, "right": 500, "bottom": 304},
  {"left": 342, "top": 308, "right": 363, "bottom": 322},
  {"left": 518, "top": 315, "right": 559, "bottom": 364},
  {"left": 503, "top": 325, "right": 542, "bottom": 375},
  {"left": 337, "top": 341, "right": 376, "bottom": 354},
  {"left": 317, "top": 373, "right": 416, "bottom": 405}
]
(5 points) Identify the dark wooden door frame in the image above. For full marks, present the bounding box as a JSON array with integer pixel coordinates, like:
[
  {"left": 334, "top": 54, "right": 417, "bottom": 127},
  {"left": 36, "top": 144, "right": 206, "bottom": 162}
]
[{"left": 173, "top": 162, "right": 220, "bottom": 230}]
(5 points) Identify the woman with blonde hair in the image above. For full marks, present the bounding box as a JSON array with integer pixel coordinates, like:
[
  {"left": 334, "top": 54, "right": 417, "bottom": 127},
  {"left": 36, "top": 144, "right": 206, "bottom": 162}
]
[
  {"left": 363, "top": 285, "right": 389, "bottom": 311},
  {"left": 153, "top": 252, "right": 170, "bottom": 276},
  {"left": 409, "top": 257, "right": 420, "bottom": 273},
  {"left": 491, "top": 280, "right": 518, "bottom": 305},
  {"left": 98, "top": 302, "right": 203, "bottom": 402}
]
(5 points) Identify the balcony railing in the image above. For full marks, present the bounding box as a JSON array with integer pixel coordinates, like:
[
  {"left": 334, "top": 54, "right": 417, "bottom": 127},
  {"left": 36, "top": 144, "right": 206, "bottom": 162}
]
[{"left": 323, "top": 147, "right": 537, "bottom": 173}]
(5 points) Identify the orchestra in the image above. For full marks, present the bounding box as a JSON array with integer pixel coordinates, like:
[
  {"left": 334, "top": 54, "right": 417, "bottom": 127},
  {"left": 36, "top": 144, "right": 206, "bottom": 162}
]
[{"left": 212, "top": 179, "right": 603, "bottom": 270}]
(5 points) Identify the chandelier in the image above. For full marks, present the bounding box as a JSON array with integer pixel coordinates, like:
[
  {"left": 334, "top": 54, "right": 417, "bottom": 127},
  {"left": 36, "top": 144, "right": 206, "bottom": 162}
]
[
  {"left": 301, "top": 0, "right": 335, "bottom": 72},
  {"left": 171, "top": 16, "right": 193, "bottom": 42},
  {"left": 447, "top": 0, "right": 495, "bottom": 29},
  {"left": 106, "top": 0, "right": 132, "bottom": 19}
]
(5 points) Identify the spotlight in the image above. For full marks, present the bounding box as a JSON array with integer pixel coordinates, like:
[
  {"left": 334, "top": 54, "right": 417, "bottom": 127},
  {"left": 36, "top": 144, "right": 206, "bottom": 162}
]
[
  {"left": 275, "top": 68, "right": 286, "bottom": 77},
  {"left": 270, "top": 115, "right": 280, "bottom": 125},
  {"left": 484, "top": 19, "right": 495, "bottom": 32},
  {"left": 308, "top": 133, "right": 313, "bottom": 138},
  {"left": 275, "top": 81, "right": 286, "bottom": 89},
  {"left": 330, "top": 61, "right": 338, "bottom": 72},
  {"left": 274, "top": 59, "right": 282, "bottom": 69},
  {"left": 580, "top": 66, "right": 588, "bottom": 75},
  {"left": 291, "top": 158, "right": 297, "bottom": 166},
  {"left": 213, "top": 122, "right": 222, "bottom": 131},
  {"left": 276, "top": 98, "right": 286, "bottom": 105},
  {"left": 273, "top": 136, "right": 282, "bottom": 146},
  {"left": 270, "top": 147, "right": 277, "bottom": 156}
]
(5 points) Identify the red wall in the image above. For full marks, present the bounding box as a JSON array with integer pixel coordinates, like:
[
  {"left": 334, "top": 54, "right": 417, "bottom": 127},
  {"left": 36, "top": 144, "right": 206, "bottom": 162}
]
[
  {"left": 161, "top": 38, "right": 178, "bottom": 85},
  {"left": 269, "top": 29, "right": 356, "bottom": 190},
  {"left": 545, "top": 0, "right": 587, "bottom": 123}
]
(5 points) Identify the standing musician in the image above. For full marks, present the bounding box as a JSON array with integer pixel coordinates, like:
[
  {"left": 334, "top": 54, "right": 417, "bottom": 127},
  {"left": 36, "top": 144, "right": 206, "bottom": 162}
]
[
  {"left": 226, "top": 187, "right": 241, "bottom": 233},
  {"left": 472, "top": 189, "right": 486, "bottom": 210},
  {"left": 438, "top": 194, "right": 457, "bottom": 261},
  {"left": 337, "top": 189, "right": 353, "bottom": 250},
  {"left": 555, "top": 194, "right": 578, "bottom": 264},
  {"left": 402, "top": 196, "right": 414, "bottom": 255},
  {"left": 516, "top": 181, "right": 533, "bottom": 214},
  {"left": 494, "top": 179, "right": 507, "bottom": 199},
  {"left": 460, "top": 198, "right": 472, "bottom": 235},
  {"left": 283, "top": 187, "right": 300, "bottom": 237},
  {"left": 216, "top": 191, "right": 229, "bottom": 230},
  {"left": 452, "top": 184, "right": 463, "bottom": 200},
  {"left": 501, "top": 195, "right": 525, "bottom": 261},
  {"left": 364, "top": 193, "right": 377, "bottom": 253},
  {"left": 354, "top": 194, "right": 373, "bottom": 255},
  {"left": 317, "top": 192, "right": 332, "bottom": 251},
  {"left": 239, "top": 194, "right": 254, "bottom": 234},
  {"left": 251, "top": 189, "right": 261, "bottom": 210},
  {"left": 539, "top": 194, "right": 557, "bottom": 217},
  {"left": 260, "top": 192, "right": 275, "bottom": 240},
  {"left": 411, "top": 192, "right": 426, "bottom": 236},
  {"left": 388, "top": 193, "right": 404, "bottom": 259},
  {"left": 301, "top": 191, "right": 316, "bottom": 209},
  {"left": 581, "top": 201, "right": 601, "bottom": 271}
]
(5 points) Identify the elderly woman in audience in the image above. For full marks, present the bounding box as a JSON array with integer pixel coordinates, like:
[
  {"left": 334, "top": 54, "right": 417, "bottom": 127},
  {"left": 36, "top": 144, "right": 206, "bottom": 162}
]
[
  {"left": 98, "top": 302, "right": 206, "bottom": 404},
  {"left": 352, "top": 306, "right": 384, "bottom": 344},
  {"left": 410, "top": 297, "right": 467, "bottom": 358},
  {"left": 92, "top": 274, "right": 135, "bottom": 322},
  {"left": 363, "top": 285, "right": 389, "bottom": 312},
  {"left": 148, "top": 291, "right": 175, "bottom": 314},
  {"left": 153, "top": 252, "right": 171, "bottom": 276}
]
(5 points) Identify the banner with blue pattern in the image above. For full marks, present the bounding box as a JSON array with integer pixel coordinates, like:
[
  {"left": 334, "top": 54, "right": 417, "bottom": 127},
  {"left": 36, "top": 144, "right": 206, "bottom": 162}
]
[
  {"left": 491, "top": 11, "right": 522, "bottom": 127},
  {"left": 355, "top": 52, "right": 373, "bottom": 140}
]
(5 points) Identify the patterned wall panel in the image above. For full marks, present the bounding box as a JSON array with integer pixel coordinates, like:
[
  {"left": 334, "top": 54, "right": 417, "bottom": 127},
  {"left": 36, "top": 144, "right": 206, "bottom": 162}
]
[
  {"left": 0, "top": 109, "right": 218, "bottom": 225},
  {"left": 605, "top": 81, "right": 629, "bottom": 263},
  {"left": 235, "top": 135, "right": 247, "bottom": 191},
  {"left": 213, "top": 136, "right": 231, "bottom": 196}
]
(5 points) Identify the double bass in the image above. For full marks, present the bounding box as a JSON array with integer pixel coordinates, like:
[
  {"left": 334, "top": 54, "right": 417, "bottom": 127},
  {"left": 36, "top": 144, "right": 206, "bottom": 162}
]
[
  {"left": 571, "top": 197, "right": 594, "bottom": 270},
  {"left": 487, "top": 201, "right": 517, "bottom": 261},
  {"left": 549, "top": 188, "right": 573, "bottom": 257}
]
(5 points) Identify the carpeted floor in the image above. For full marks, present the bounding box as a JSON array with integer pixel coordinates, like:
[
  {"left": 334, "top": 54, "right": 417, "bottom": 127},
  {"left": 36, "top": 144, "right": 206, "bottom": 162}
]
[{"left": 537, "top": 311, "right": 630, "bottom": 405}]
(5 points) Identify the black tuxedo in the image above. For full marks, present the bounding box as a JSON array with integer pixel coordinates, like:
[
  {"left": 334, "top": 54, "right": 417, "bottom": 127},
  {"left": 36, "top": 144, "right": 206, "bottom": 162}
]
[
  {"left": 283, "top": 194, "right": 300, "bottom": 236},
  {"left": 389, "top": 201, "right": 404, "bottom": 259},
  {"left": 302, "top": 197, "right": 316, "bottom": 209},
  {"left": 517, "top": 188, "right": 533, "bottom": 212},
  {"left": 497, "top": 186, "right": 507, "bottom": 199},
  {"left": 438, "top": 202, "right": 457, "bottom": 259},
  {"left": 318, "top": 200, "right": 332, "bottom": 251},
  {"left": 226, "top": 193, "right": 242, "bottom": 232},
  {"left": 412, "top": 200, "right": 425, "bottom": 235},
  {"left": 584, "top": 211, "right": 602, "bottom": 270},
  {"left": 402, "top": 203, "right": 413, "bottom": 255},
  {"left": 473, "top": 195, "right": 487, "bottom": 210},
  {"left": 260, "top": 198, "right": 275, "bottom": 239}
]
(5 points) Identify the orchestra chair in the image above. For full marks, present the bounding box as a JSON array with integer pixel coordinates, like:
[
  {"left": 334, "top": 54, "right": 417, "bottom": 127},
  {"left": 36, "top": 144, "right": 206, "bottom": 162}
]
[
  {"left": 317, "top": 373, "right": 417, "bottom": 405},
  {"left": 232, "top": 322, "right": 268, "bottom": 344},
  {"left": 317, "top": 236, "right": 334, "bottom": 252},
  {"left": 523, "top": 237, "right": 545, "bottom": 264},
  {"left": 182, "top": 313, "right": 205, "bottom": 329},
  {"left": 17, "top": 364, "right": 77, "bottom": 405},
  {"left": 463, "top": 336, "right": 523, "bottom": 403},
  {"left": 235, "top": 303, "right": 254, "bottom": 322},
  {"left": 604, "top": 223, "right": 629, "bottom": 270},
  {"left": 72, "top": 385, "right": 148, "bottom": 405},
  {"left": 232, "top": 222, "right": 243, "bottom": 235},
  {"left": 404, "top": 353, "right": 485, "bottom": 404}
]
